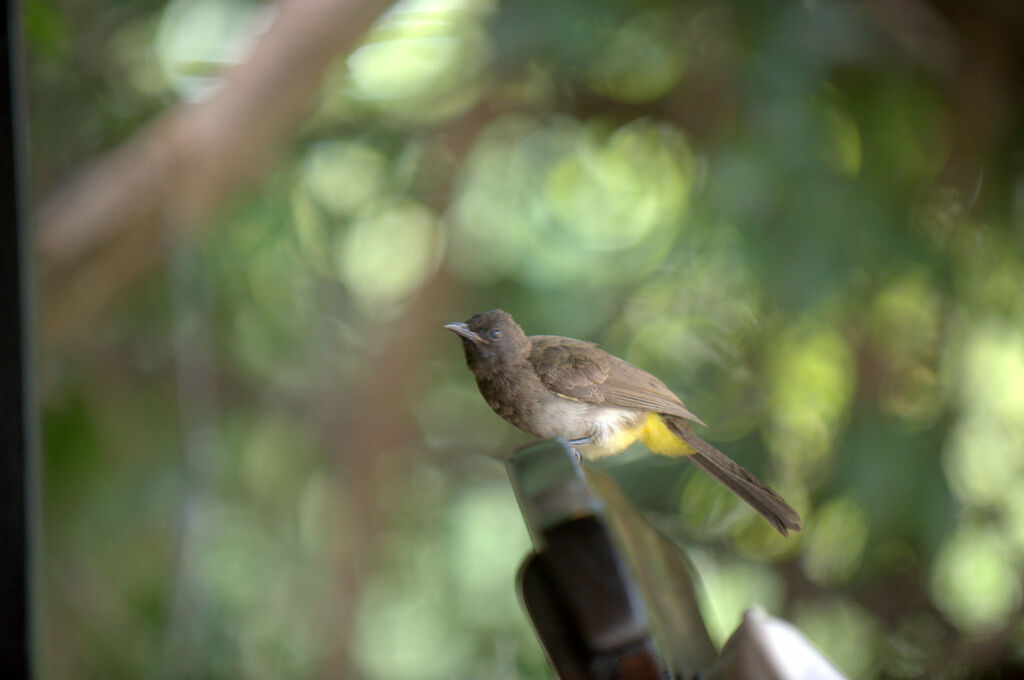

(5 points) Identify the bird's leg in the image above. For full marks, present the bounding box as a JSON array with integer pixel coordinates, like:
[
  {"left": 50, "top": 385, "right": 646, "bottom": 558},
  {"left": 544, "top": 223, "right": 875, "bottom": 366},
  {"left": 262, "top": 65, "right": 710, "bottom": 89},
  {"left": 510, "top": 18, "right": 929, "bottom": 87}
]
[{"left": 565, "top": 437, "right": 589, "bottom": 463}]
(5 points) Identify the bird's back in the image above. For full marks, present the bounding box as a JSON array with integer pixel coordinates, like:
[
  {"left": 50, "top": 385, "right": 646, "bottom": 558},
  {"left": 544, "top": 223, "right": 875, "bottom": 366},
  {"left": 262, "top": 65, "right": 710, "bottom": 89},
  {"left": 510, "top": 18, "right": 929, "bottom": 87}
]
[{"left": 527, "top": 334, "right": 705, "bottom": 425}]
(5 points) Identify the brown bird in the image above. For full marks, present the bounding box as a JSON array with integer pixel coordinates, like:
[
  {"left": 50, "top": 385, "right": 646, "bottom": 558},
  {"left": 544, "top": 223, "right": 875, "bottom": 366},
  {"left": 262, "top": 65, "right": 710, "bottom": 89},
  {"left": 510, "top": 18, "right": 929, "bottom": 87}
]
[{"left": 445, "top": 309, "right": 802, "bottom": 536}]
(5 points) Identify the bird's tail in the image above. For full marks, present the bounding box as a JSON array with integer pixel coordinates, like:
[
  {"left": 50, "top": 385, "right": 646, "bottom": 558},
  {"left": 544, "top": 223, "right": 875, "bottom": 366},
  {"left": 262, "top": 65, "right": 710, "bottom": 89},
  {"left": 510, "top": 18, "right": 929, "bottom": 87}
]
[{"left": 664, "top": 416, "right": 803, "bottom": 537}]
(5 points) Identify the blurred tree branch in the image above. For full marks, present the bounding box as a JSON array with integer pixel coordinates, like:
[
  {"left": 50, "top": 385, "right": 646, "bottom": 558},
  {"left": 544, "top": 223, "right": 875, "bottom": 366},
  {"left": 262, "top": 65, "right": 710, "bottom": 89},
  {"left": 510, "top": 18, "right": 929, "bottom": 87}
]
[
  {"left": 315, "top": 104, "right": 495, "bottom": 677},
  {"left": 867, "top": 0, "right": 1024, "bottom": 195},
  {"left": 35, "top": 0, "right": 394, "bottom": 348}
]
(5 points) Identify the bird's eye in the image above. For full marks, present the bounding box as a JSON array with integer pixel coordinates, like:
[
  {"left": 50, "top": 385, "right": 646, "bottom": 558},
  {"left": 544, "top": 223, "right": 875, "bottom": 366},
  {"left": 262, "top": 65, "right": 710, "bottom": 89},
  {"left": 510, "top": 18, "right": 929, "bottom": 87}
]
[{"left": 489, "top": 328, "right": 502, "bottom": 340}]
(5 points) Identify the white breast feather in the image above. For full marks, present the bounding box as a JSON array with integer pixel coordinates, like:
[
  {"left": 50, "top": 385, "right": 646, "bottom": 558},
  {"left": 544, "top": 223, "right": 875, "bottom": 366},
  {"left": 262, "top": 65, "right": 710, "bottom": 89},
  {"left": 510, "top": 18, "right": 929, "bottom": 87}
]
[{"left": 581, "top": 407, "right": 643, "bottom": 459}]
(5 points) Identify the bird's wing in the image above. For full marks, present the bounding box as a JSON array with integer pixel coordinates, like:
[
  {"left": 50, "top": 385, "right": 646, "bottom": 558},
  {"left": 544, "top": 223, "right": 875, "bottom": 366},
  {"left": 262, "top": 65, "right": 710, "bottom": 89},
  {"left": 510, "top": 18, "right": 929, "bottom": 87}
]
[{"left": 528, "top": 335, "right": 706, "bottom": 426}]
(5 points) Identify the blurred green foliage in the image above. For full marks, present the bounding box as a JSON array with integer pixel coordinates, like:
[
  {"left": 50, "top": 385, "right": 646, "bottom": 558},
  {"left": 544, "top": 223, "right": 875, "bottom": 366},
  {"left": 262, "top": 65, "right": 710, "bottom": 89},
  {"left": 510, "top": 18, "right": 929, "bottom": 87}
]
[{"left": 30, "top": 0, "right": 1024, "bottom": 678}]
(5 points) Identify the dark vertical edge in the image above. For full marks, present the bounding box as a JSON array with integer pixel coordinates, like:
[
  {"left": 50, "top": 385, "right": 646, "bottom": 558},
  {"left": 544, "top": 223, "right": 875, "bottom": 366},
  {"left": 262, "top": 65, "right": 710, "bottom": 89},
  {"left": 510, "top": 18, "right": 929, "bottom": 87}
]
[{"left": 1, "top": 0, "right": 36, "bottom": 678}]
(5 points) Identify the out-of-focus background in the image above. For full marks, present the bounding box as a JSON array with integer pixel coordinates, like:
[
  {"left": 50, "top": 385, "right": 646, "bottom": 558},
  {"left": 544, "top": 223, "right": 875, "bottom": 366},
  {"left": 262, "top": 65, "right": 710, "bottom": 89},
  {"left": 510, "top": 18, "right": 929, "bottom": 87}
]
[{"left": 28, "top": 0, "right": 1024, "bottom": 677}]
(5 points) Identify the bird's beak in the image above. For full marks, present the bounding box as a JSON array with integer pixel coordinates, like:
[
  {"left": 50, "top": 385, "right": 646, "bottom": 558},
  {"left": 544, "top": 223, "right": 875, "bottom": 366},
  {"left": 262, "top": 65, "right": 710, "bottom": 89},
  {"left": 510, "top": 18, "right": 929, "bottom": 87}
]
[{"left": 444, "top": 322, "right": 483, "bottom": 343}]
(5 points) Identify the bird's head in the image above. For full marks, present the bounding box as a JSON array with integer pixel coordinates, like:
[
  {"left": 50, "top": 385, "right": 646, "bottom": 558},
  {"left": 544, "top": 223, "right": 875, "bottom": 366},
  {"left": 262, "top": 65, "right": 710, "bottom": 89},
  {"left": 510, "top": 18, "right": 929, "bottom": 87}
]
[{"left": 445, "top": 309, "right": 531, "bottom": 369}]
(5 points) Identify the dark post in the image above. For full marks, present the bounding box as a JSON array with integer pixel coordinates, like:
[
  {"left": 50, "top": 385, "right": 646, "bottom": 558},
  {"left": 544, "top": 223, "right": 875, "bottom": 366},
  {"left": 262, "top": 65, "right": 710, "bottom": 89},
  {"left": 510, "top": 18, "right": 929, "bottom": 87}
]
[{"left": 1, "top": 0, "right": 35, "bottom": 678}]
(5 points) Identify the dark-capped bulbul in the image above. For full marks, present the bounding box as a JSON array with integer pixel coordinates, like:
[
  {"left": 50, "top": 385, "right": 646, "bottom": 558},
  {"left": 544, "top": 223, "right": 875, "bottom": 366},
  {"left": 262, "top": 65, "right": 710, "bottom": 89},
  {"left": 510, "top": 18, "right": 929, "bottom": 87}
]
[{"left": 445, "top": 309, "right": 802, "bottom": 536}]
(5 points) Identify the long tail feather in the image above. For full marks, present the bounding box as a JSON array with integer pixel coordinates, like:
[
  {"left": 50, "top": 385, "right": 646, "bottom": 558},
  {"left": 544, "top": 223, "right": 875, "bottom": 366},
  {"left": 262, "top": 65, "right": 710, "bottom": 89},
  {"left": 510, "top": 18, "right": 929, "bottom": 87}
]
[{"left": 665, "top": 417, "right": 802, "bottom": 537}]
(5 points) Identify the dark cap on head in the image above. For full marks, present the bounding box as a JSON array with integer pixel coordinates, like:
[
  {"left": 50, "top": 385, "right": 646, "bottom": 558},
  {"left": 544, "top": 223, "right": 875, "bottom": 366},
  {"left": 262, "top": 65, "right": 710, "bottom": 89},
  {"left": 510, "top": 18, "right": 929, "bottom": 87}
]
[{"left": 444, "top": 309, "right": 531, "bottom": 368}]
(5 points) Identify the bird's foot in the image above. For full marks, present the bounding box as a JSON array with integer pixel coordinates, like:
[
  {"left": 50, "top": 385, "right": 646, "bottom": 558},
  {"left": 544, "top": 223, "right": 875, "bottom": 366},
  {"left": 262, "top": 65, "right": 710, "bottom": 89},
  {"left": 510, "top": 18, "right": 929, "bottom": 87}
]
[{"left": 565, "top": 437, "right": 588, "bottom": 463}]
